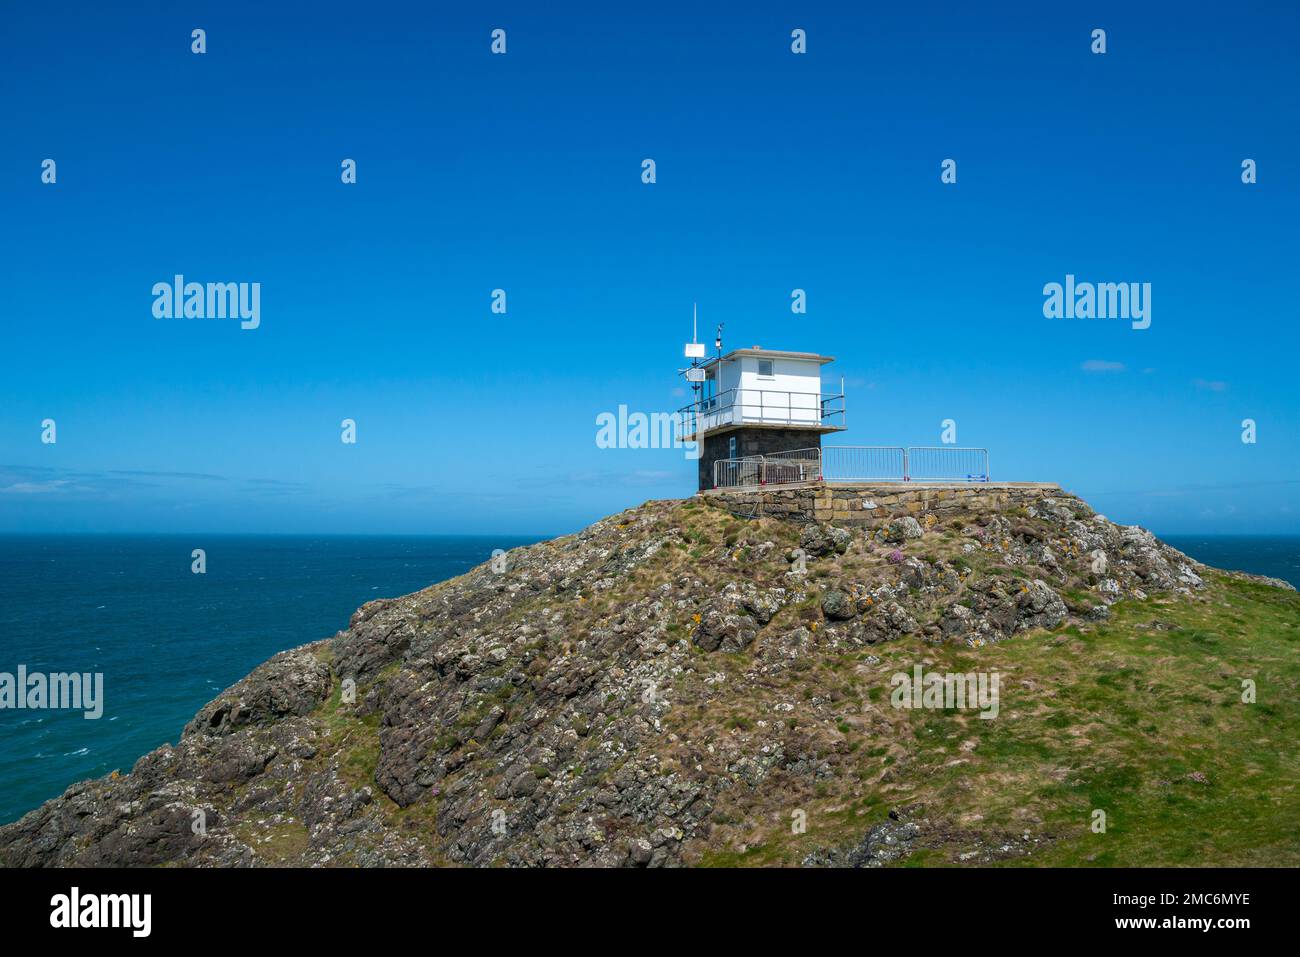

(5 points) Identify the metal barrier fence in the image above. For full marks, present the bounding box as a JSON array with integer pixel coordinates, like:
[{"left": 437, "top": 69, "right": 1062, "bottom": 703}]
[
  {"left": 712, "top": 448, "right": 821, "bottom": 489},
  {"left": 712, "top": 446, "right": 989, "bottom": 489},
  {"left": 759, "top": 447, "right": 823, "bottom": 485},
  {"left": 713, "top": 456, "right": 764, "bottom": 489},
  {"left": 820, "top": 446, "right": 905, "bottom": 481},
  {"left": 905, "top": 446, "right": 990, "bottom": 482}
]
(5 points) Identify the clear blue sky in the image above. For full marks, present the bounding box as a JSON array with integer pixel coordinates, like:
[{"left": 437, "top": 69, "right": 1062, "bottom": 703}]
[{"left": 2, "top": 1, "right": 1297, "bottom": 536}]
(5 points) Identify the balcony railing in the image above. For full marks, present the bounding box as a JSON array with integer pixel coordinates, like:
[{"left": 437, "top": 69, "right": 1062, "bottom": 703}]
[{"left": 676, "top": 388, "right": 845, "bottom": 441}]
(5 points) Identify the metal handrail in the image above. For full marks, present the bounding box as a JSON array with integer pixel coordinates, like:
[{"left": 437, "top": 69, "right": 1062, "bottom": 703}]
[{"left": 678, "top": 388, "right": 845, "bottom": 440}]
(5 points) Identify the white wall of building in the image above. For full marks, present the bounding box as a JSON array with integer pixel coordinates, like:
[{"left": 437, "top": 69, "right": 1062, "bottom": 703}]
[
  {"left": 693, "top": 354, "right": 826, "bottom": 430},
  {"left": 734, "top": 356, "right": 823, "bottom": 424}
]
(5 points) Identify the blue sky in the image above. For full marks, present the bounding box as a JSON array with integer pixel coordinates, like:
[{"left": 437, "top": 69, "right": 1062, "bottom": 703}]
[{"left": 2, "top": 1, "right": 1297, "bottom": 536}]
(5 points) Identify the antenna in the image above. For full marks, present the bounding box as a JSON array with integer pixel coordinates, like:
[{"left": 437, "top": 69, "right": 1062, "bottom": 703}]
[
  {"left": 680, "top": 304, "right": 707, "bottom": 437},
  {"left": 684, "top": 303, "right": 705, "bottom": 360}
]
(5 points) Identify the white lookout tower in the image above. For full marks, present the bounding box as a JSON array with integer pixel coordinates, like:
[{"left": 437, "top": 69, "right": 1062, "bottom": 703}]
[{"left": 678, "top": 319, "right": 845, "bottom": 491}]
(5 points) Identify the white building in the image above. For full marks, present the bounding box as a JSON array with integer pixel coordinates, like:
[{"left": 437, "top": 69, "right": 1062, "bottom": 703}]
[{"left": 678, "top": 346, "right": 845, "bottom": 490}]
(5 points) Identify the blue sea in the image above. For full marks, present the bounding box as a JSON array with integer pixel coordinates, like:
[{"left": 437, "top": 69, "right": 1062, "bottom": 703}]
[
  {"left": 1162, "top": 536, "right": 1300, "bottom": 591},
  {"left": 0, "top": 533, "right": 1296, "bottom": 826},
  {"left": 0, "top": 535, "right": 538, "bottom": 826}
]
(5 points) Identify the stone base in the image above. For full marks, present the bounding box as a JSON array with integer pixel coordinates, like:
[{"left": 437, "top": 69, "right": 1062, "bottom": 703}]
[{"left": 701, "top": 482, "right": 1066, "bottom": 526}]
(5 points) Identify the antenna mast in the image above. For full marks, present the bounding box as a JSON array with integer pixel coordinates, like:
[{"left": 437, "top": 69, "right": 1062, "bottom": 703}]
[
  {"left": 691, "top": 304, "right": 701, "bottom": 403},
  {"left": 681, "top": 305, "right": 707, "bottom": 406}
]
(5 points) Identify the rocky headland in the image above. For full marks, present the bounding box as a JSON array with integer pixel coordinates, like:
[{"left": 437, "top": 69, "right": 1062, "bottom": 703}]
[{"left": 3, "top": 486, "right": 1297, "bottom": 867}]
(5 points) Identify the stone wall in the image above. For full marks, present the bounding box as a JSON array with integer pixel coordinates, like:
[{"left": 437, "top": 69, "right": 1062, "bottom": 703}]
[{"left": 703, "top": 482, "right": 1068, "bottom": 526}]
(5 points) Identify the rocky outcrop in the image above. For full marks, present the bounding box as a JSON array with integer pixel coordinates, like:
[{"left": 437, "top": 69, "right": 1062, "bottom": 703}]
[
  {"left": 184, "top": 645, "right": 333, "bottom": 737},
  {"left": 0, "top": 488, "right": 1278, "bottom": 869}
]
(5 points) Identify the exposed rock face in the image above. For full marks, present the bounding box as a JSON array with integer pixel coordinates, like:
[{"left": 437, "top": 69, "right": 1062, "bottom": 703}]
[
  {"left": 800, "top": 523, "right": 851, "bottom": 557},
  {"left": 186, "top": 647, "right": 333, "bottom": 737},
  {"left": 884, "top": 516, "right": 924, "bottom": 543},
  {"left": 693, "top": 601, "right": 759, "bottom": 652},
  {"left": 0, "top": 488, "right": 1281, "bottom": 868}
]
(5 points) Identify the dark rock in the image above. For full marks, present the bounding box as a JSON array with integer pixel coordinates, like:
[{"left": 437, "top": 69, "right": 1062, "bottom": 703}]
[
  {"left": 821, "top": 589, "right": 856, "bottom": 621},
  {"left": 693, "top": 602, "right": 759, "bottom": 652},
  {"left": 799, "top": 523, "right": 850, "bottom": 557}
]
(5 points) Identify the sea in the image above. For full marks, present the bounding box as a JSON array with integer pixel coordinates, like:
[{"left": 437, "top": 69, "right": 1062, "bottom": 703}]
[
  {"left": 0, "top": 533, "right": 1296, "bottom": 826},
  {"left": 0, "top": 534, "right": 538, "bottom": 826}
]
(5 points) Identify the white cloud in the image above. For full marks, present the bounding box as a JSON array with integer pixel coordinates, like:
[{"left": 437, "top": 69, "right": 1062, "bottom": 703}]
[
  {"left": 1081, "top": 359, "right": 1126, "bottom": 373},
  {"left": 0, "top": 480, "right": 73, "bottom": 495}
]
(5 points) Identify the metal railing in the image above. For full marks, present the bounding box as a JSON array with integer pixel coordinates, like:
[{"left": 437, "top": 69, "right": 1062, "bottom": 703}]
[
  {"left": 758, "top": 447, "right": 823, "bottom": 485},
  {"left": 820, "top": 446, "right": 906, "bottom": 481},
  {"left": 712, "top": 448, "right": 822, "bottom": 489},
  {"left": 712, "top": 446, "right": 990, "bottom": 489},
  {"left": 678, "top": 388, "right": 845, "bottom": 441},
  {"left": 905, "top": 447, "right": 990, "bottom": 483},
  {"left": 713, "top": 456, "right": 764, "bottom": 490}
]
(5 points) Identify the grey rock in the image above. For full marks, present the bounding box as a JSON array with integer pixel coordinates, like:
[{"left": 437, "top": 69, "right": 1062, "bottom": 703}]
[
  {"left": 821, "top": 589, "right": 856, "bottom": 621},
  {"left": 883, "top": 517, "right": 923, "bottom": 543}
]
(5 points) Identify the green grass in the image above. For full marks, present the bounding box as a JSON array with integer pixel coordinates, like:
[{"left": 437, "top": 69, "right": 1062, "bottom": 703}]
[
  {"left": 232, "top": 817, "right": 311, "bottom": 864},
  {"left": 915, "top": 573, "right": 1300, "bottom": 866},
  {"left": 685, "top": 569, "right": 1300, "bottom": 867}
]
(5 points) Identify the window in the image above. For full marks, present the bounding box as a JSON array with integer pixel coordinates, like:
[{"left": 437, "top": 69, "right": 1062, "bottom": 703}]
[
  {"left": 757, "top": 358, "right": 774, "bottom": 378},
  {"left": 729, "top": 437, "right": 737, "bottom": 459}
]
